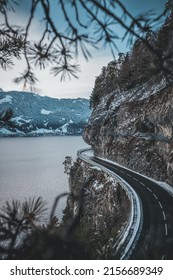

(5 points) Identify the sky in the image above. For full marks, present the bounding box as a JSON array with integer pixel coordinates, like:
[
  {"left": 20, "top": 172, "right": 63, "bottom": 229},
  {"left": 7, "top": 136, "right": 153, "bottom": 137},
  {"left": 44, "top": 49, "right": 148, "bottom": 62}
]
[{"left": 0, "top": 0, "right": 167, "bottom": 99}]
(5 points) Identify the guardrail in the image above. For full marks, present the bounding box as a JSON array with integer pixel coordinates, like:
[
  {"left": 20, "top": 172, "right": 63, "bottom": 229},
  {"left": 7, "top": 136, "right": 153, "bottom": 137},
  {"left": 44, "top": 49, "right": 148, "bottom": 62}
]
[{"left": 77, "top": 148, "right": 143, "bottom": 260}]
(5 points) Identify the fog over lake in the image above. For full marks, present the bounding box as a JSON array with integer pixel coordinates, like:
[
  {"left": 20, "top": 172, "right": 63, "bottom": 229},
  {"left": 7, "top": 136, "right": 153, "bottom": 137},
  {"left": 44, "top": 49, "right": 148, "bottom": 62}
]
[{"left": 0, "top": 136, "right": 89, "bottom": 220}]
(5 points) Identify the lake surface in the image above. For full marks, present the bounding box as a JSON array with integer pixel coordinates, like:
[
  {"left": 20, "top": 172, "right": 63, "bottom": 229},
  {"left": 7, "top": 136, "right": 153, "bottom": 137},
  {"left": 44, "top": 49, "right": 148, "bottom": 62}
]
[{"left": 0, "top": 136, "right": 89, "bottom": 221}]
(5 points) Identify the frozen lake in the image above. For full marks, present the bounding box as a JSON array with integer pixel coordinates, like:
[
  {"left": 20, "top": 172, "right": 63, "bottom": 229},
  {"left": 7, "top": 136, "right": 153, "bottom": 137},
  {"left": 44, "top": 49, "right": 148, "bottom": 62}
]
[{"left": 0, "top": 136, "right": 89, "bottom": 221}]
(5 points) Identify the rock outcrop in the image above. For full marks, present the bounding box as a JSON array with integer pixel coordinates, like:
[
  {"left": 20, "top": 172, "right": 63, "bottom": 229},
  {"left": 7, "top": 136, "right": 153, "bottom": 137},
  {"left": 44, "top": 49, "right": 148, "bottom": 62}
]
[
  {"left": 84, "top": 82, "right": 173, "bottom": 184},
  {"left": 63, "top": 4, "right": 173, "bottom": 259},
  {"left": 63, "top": 159, "right": 130, "bottom": 259},
  {"left": 83, "top": 9, "right": 173, "bottom": 185}
]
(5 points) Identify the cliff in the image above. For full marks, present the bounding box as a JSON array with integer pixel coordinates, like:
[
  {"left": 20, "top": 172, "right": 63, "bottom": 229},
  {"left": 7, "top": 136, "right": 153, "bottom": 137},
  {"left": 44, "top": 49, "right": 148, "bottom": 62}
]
[
  {"left": 62, "top": 5, "right": 173, "bottom": 259},
  {"left": 63, "top": 159, "right": 130, "bottom": 259},
  {"left": 84, "top": 80, "right": 173, "bottom": 184},
  {"left": 83, "top": 9, "right": 173, "bottom": 185}
]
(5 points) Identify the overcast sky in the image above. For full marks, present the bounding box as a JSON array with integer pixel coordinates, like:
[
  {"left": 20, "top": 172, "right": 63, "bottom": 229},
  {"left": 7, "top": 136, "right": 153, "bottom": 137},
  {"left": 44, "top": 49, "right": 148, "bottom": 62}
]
[{"left": 0, "top": 0, "right": 166, "bottom": 99}]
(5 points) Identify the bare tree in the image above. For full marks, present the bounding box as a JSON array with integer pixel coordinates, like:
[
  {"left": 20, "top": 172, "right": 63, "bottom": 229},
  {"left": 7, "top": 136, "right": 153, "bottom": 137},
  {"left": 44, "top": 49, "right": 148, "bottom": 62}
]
[{"left": 0, "top": 0, "right": 169, "bottom": 88}]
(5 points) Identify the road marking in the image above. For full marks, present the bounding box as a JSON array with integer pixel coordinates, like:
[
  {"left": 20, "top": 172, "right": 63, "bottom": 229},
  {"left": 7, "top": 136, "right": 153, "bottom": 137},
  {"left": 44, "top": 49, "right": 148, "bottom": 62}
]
[
  {"left": 126, "top": 174, "right": 132, "bottom": 178},
  {"left": 165, "top": 223, "right": 168, "bottom": 236},
  {"left": 133, "top": 177, "right": 139, "bottom": 182},
  {"left": 147, "top": 187, "right": 153, "bottom": 193},
  {"left": 159, "top": 201, "right": 163, "bottom": 209},
  {"left": 90, "top": 155, "right": 171, "bottom": 241},
  {"left": 162, "top": 255, "right": 165, "bottom": 260},
  {"left": 153, "top": 193, "right": 158, "bottom": 200},
  {"left": 162, "top": 210, "right": 166, "bottom": 221}
]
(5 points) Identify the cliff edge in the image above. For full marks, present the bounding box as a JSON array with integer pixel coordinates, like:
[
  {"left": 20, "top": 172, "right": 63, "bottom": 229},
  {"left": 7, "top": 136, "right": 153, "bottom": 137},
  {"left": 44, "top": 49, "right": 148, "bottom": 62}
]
[{"left": 83, "top": 9, "right": 173, "bottom": 185}]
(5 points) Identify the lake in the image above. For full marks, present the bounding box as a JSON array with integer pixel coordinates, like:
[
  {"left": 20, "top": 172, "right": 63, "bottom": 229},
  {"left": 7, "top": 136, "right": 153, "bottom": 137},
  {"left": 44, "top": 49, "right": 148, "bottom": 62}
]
[{"left": 0, "top": 136, "right": 89, "bottom": 221}]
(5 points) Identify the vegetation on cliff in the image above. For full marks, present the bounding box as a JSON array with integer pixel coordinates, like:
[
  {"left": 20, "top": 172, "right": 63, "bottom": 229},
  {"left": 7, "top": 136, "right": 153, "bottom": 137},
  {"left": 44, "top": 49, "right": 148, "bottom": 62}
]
[
  {"left": 85, "top": 1, "right": 173, "bottom": 185},
  {"left": 90, "top": 3, "right": 173, "bottom": 108}
]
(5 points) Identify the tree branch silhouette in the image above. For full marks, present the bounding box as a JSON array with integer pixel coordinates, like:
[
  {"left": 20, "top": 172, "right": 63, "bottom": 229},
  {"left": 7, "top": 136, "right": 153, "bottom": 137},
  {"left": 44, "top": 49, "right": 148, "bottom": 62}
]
[{"left": 0, "top": 0, "right": 172, "bottom": 88}]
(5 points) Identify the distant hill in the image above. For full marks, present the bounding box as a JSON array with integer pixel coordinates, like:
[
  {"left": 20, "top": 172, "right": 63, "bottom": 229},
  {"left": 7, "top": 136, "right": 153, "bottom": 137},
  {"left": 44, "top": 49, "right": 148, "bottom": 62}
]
[{"left": 0, "top": 91, "right": 91, "bottom": 136}]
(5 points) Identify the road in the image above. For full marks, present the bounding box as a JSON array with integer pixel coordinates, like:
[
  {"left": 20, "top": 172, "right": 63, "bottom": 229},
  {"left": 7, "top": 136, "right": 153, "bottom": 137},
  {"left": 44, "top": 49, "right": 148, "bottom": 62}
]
[{"left": 90, "top": 156, "right": 173, "bottom": 260}]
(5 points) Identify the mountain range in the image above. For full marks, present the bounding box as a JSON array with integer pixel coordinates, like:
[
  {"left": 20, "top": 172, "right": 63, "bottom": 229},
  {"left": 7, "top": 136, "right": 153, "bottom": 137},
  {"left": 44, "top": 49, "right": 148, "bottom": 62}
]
[{"left": 0, "top": 90, "right": 91, "bottom": 136}]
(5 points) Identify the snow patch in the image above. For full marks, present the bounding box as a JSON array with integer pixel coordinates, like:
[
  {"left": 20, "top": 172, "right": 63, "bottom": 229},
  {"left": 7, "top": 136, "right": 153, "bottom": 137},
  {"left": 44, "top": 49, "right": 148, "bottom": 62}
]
[
  {"left": 93, "top": 180, "right": 104, "bottom": 190},
  {"left": 0, "top": 95, "right": 12, "bottom": 104},
  {"left": 55, "top": 123, "right": 68, "bottom": 134},
  {"left": 28, "top": 128, "right": 52, "bottom": 135},
  {"left": 41, "top": 109, "right": 52, "bottom": 115},
  {"left": 61, "top": 123, "right": 68, "bottom": 133},
  {"left": 0, "top": 128, "right": 25, "bottom": 136},
  {"left": 12, "top": 116, "right": 32, "bottom": 124},
  {"left": 0, "top": 128, "right": 15, "bottom": 135},
  {"left": 90, "top": 166, "right": 102, "bottom": 171},
  {"left": 95, "top": 78, "right": 167, "bottom": 117}
]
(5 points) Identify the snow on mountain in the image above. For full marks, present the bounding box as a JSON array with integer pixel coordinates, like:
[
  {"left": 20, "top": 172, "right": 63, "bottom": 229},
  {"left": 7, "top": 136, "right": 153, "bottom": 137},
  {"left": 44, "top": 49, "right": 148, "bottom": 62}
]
[
  {"left": 0, "top": 91, "right": 91, "bottom": 136},
  {"left": 41, "top": 109, "right": 53, "bottom": 115},
  {"left": 0, "top": 95, "right": 12, "bottom": 105}
]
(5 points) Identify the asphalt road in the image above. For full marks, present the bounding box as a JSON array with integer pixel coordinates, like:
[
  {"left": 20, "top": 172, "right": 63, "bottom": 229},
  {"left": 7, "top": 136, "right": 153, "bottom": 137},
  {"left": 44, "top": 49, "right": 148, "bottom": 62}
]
[{"left": 91, "top": 156, "right": 173, "bottom": 260}]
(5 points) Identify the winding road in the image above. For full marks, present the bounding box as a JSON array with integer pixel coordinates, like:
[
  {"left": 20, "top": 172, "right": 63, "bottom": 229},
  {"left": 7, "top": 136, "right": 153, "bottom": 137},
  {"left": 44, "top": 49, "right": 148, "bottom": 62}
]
[
  {"left": 92, "top": 157, "right": 173, "bottom": 260},
  {"left": 78, "top": 149, "right": 173, "bottom": 259}
]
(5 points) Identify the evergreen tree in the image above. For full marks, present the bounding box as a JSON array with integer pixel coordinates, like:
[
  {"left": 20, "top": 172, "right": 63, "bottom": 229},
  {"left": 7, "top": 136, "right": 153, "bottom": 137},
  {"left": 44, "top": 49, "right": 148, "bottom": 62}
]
[{"left": 0, "top": 108, "right": 13, "bottom": 122}]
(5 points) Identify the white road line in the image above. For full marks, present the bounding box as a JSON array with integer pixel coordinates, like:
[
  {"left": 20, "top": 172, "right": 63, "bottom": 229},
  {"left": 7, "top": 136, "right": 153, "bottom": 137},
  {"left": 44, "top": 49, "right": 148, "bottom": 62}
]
[
  {"left": 140, "top": 182, "right": 145, "bottom": 187},
  {"left": 153, "top": 193, "right": 158, "bottom": 200},
  {"left": 162, "top": 255, "right": 165, "bottom": 260},
  {"left": 159, "top": 201, "right": 163, "bottom": 209},
  {"left": 165, "top": 223, "right": 168, "bottom": 236},
  {"left": 126, "top": 174, "right": 132, "bottom": 178},
  {"left": 133, "top": 178, "right": 139, "bottom": 182},
  {"left": 114, "top": 168, "right": 118, "bottom": 171},
  {"left": 162, "top": 210, "right": 166, "bottom": 221},
  {"left": 147, "top": 187, "right": 153, "bottom": 193}
]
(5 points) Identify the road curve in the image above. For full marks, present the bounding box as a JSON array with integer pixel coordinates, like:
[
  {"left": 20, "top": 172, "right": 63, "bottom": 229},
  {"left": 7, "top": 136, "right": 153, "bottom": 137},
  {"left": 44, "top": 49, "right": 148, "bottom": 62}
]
[{"left": 91, "top": 156, "right": 173, "bottom": 260}]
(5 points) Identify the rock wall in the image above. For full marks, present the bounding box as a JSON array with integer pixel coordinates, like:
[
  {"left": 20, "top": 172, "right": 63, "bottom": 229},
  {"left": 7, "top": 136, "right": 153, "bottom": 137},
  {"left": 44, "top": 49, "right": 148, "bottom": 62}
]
[
  {"left": 83, "top": 10, "right": 173, "bottom": 185},
  {"left": 63, "top": 159, "right": 130, "bottom": 259},
  {"left": 63, "top": 7, "right": 173, "bottom": 259},
  {"left": 83, "top": 84, "right": 173, "bottom": 185}
]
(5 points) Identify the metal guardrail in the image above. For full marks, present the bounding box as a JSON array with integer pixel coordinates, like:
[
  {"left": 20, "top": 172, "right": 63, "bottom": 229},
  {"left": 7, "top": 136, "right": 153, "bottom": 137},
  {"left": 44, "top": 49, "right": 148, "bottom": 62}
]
[{"left": 77, "top": 148, "right": 143, "bottom": 260}]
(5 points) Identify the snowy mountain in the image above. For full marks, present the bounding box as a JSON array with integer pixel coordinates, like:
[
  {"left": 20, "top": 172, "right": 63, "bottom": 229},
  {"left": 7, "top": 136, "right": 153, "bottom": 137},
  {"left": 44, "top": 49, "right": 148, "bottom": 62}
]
[{"left": 0, "top": 91, "right": 91, "bottom": 136}]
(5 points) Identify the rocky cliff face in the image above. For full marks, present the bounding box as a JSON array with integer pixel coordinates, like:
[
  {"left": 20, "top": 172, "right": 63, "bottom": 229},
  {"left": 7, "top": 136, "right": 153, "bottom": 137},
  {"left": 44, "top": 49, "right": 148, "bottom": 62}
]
[
  {"left": 83, "top": 10, "right": 173, "bottom": 185},
  {"left": 62, "top": 5, "right": 173, "bottom": 259},
  {"left": 84, "top": 82, "right": 173, "bottom": 184},
  {"left": 63, "top": 159, "right": 130, "bottom": 259}
]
